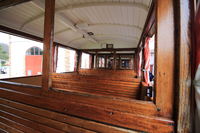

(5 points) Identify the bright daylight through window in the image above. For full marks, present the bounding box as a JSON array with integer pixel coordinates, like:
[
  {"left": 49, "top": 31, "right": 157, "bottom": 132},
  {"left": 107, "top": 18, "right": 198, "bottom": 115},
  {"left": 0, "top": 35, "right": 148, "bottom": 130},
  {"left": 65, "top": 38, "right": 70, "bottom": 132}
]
[{"left": 0, "top": 32, "right": 43, "bottom": 79}]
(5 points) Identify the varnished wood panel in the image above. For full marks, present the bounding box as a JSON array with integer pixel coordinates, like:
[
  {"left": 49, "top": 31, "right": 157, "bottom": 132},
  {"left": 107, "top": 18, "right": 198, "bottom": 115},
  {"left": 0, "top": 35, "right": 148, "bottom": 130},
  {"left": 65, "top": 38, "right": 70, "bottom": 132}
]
[
  {"left": 2, "top": 75, "right": 42, "bottom": 86},
  {"left": 0, "top": 80, "right": 155, "bottom": 117},
  {"left": 155, "top": 0, "right": 175, "bottom": 118},
  {"left": 0, "top": 84, "right": 174, "bottom": 133},
  {"left": 0, "top": 98, "right": 138, "bottom": 133},
  {"left": 0, "top": 122, "right": 23, "bottom": 133},
  {"left": 78, "top": 69, "right": 137, "bottom": 77},
  {"left": 174, "top": 0, "right": 193, "bottom": 132},
  {"left": 0, "top": 110, "right": 63, "bottom": 133},
  {"left": 0, "top": 105, "right": 95, "bottom": 133},
  {"left": 52, "top": 73, "right": 141, "bottom": 99},
  {"left": 0, "top": 116, "right": 40, "bottom": 133}
]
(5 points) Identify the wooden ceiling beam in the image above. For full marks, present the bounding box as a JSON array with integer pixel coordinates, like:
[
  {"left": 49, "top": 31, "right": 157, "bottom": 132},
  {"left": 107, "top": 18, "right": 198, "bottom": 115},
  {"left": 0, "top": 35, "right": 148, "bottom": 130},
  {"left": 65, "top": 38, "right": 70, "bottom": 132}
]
[
  {"left": 0, "top": 0, "right": 31, "bottom": 10},
  {"left": 81, "top": 48, "right": 136, "bottom": 52},
  {"left": 97, "top": 53, "right": 135, "bottom": 56}
]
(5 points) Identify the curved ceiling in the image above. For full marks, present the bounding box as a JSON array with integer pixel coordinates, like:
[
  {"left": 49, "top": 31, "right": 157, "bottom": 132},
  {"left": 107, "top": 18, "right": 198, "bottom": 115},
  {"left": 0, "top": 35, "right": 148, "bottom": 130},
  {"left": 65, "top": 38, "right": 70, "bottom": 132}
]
[{"left": 0, "top": 0, "right": 152, "bottom": 49}]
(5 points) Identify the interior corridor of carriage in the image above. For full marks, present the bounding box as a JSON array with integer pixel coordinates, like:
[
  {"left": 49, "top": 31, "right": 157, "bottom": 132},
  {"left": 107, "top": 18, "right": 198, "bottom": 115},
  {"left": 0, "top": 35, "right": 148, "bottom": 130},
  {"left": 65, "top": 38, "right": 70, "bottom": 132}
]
[
  {"left": 0, "top": 0, "right": 196, "bottom": 132},
  {"left": 0, "top": 0, "right": 155, "bottom": 101}
]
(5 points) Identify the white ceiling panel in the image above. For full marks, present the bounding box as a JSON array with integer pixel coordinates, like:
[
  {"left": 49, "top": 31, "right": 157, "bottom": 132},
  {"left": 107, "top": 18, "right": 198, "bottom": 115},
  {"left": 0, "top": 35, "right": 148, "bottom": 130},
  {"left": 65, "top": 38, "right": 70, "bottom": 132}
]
[{"left": 0, "top": 0, "right": 152, "bottom": 49}]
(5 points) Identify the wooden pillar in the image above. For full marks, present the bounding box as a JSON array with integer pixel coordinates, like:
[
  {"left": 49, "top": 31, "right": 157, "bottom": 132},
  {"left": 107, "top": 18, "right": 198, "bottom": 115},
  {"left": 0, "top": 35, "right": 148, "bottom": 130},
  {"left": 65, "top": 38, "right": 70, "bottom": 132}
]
[
  {"left": 52, "top": 43, "right": 58, "bottom": 72},
  {"left": 42, "top": 0, "right": 55, "bottom": 90},
  {"left": 91, "top": 54, "right": 94, "bottom": 69},
  {"left": 119, "top": 55, "right": 121, "bottom": 69},
  {"left": 105, "top": 55, "right": 107, "bottom": 68},
  {"left": 76, "top": 50, "right": 81, "bottom": 71},
  {"left": 133, "top": 54, "right": 137, "bottom": 71},
  {"left": 174, "top": 0, "right": 193, "bottom": 132},
  {"left": 113, "top": 51, "right": 116, "bottom": 70},
  {"left": 155, "top": 0, "right": 174, "bottom": 118},
  {"left": 131, "top": 55, "right": 134, "bottom": 70},
  {"left": 95, "top": 52, "right": 98, "bottom": 69}
]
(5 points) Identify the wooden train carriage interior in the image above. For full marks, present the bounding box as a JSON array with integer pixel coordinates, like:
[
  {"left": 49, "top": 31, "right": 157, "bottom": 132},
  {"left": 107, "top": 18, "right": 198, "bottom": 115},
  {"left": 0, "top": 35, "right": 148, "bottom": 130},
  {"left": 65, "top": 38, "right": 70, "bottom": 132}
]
[{"left": 0, "top": 0, "right": 197, "bottom": 132}]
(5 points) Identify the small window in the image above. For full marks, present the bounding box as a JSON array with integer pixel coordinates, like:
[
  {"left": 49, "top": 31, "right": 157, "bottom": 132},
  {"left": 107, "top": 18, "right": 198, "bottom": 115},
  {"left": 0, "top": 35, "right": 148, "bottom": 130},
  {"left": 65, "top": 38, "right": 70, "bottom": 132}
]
[
  {"left": 81, "top": 53, "right": 90, "bottom": 69},
  {"left": 98, "top": 57, "right": 105, "bottom": 68},
  {"left": 56, "top": 46, "right": 76, "bottom": 73},
  {"left": 26, "top": 47, "right": 43, "bottom": 55}
]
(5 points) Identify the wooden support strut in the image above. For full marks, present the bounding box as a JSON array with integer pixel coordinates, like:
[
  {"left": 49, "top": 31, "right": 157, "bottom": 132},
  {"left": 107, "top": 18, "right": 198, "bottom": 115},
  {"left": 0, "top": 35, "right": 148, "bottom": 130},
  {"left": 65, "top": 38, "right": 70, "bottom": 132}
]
[
  {"left": 91, "top": 54, "right": 94, "bottom": 69},
  {"left": 105, "top": 55, "right": 107, "bottom": 68},
  {"left": 113, "top": 51, "right": 117, "bottom": 70},
  {"left": 119, "top": 55, "right": 121, "bottom": 69},
  {"left": 76, "top": 51, "right": 82, "bottom": 71},
  {"left": 42, "top": 0, "right": 55, "bottom": 90},
  {"left": 95, "top": 52, "right": 98, "bottom": 69}
]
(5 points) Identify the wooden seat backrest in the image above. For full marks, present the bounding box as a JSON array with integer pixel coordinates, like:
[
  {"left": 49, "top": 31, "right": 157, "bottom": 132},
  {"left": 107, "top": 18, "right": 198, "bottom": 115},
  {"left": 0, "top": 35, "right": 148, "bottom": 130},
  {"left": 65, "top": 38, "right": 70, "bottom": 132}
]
[
  {"left": 0, "top": 98, "right": 136, "bottom": 133},
  {"left": 52, "top": 73, "right": 141, "bottom": 99},
  {"left": 79, "top": 69, "right": 137, "bottom": 77}
]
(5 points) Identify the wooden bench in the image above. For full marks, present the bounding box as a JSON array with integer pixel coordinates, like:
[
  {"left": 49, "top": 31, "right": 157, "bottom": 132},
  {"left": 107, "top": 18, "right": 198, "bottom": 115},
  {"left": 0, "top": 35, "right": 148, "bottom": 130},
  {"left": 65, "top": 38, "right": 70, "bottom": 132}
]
[
  {"left": 0, "top": 98, "right": 137, "bottom": 133},
  {"left": 52, "top": 73, "right": 141, "bottom": 99},
  {"left": 0, "top": 81, "right": 174, "bottom": 133},
  {"left": 78, "top": 69, "right": 137, "bottom": 77}
]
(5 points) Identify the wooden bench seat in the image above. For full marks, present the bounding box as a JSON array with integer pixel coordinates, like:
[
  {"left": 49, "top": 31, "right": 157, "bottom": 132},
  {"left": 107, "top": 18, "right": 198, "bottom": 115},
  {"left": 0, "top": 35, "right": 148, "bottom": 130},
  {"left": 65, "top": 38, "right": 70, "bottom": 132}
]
[
  {"left": 78, "top": 69, "right": 137, "bottom": 77},
  {"left": 0, "top": 98, "right": 138, "bottom": 133},
  {"left": 53, "top": 72, "right": 140, "bottom": 82},
  {"left": 52, "top": 73, "right": 141, "bottom": 99}
]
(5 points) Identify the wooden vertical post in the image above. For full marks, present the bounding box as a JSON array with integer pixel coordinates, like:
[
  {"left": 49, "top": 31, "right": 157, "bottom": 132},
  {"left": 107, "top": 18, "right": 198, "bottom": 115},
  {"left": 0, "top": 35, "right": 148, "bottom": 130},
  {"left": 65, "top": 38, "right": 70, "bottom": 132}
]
[
  {"left": 113, "top": 51, "right": 116, "bottom": 70},
  {"left": 42, "top": 0, "right": 55, "bottom": 90},
  {"left": 174, "top": 0, "right": 193, "bottom": 132},
  {"left": 119, "top": 55, "right": 121, "bottom": 69},
  {"left": 79, "top": 52, "right": 82, "bottom": 70},
  {"left": 105, "top": 55, "right": 107, "bottom": 69},
  {"left": 75, "top": 51, "right": 79, "bottom": 71},
  {"left": 95, "top": 52, "right": 98, "bottom": 69},
  {"left": 131, "top": 55, "right": 134, "bottom": 70},
  {"left": 91, "top": 54, "right": 94, "bottom": 69},
  {"left": 52, "top": 43, "right": 58, "bottom": 72},
  {"left": 76, "top": 50, "right": 81, "bottom": 71},
  {"left": 155, "top": 0, "right": 175, "bottom": 118},
  {"left": 52, "top": 43, "right": 56, "bottom": 72}
]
